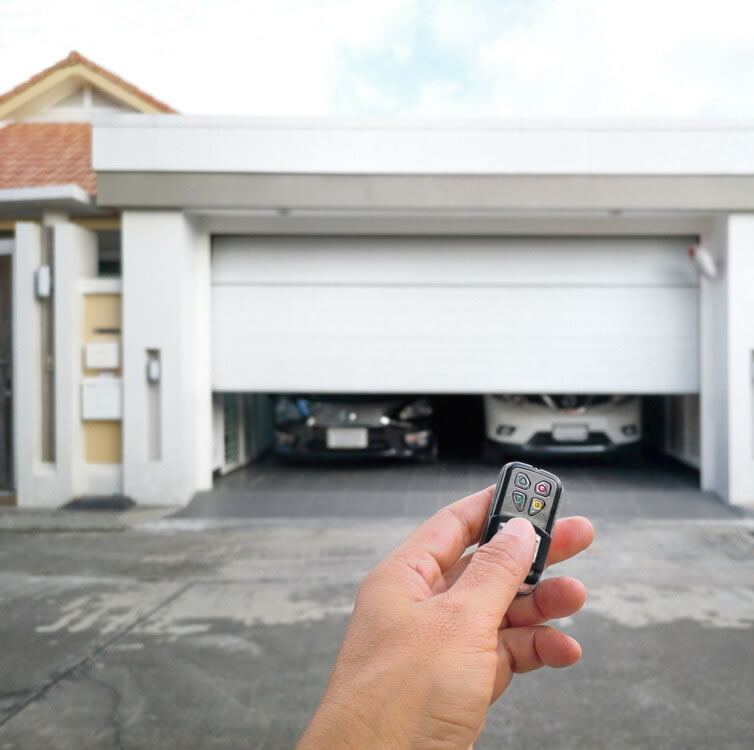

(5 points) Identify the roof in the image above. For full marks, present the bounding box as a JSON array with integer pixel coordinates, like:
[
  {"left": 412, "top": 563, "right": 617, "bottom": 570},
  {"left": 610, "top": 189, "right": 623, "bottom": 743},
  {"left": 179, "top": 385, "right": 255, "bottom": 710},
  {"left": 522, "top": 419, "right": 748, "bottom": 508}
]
[
  {"left": 0, "top": 122, "right": 96, "bottom": 194},
  {"left": 0, "top": 51, "right": 176, "bottom": 117}
]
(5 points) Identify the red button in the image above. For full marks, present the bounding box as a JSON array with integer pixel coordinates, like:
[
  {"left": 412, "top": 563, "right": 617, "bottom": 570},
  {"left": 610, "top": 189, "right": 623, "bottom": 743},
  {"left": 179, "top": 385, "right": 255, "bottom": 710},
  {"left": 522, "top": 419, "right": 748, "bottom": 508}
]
[{"left": 535, "top": 481, "right": 551, "bottom": 497}]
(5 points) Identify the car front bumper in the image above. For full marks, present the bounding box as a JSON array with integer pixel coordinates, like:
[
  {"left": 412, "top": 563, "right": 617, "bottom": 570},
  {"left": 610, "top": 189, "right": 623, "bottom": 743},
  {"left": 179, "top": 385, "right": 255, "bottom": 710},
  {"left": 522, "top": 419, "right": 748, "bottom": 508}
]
[
  {"left": 274, "top": 423, "right": 436, "bottom": 459},
  {"left": 487, "top": 432, "right": 637, "bottom": 456}
]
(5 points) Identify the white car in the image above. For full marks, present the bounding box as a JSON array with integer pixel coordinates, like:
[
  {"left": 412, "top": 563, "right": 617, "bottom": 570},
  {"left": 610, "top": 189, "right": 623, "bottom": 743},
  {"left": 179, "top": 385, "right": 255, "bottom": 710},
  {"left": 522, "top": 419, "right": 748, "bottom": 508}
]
[{"left": 484, "top": 394, "right": 641, "bottom": 460}]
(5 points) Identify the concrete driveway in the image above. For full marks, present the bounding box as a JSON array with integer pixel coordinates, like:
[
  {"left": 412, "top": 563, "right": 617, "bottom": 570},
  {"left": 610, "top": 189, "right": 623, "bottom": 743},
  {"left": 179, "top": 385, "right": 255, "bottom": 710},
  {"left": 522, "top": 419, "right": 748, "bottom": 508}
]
[
  {"left": 1, "top": 457, "right": 752, "bottom": 749},
  {"left": 179, "top": 454, "right": 740, "bottom": 522}
]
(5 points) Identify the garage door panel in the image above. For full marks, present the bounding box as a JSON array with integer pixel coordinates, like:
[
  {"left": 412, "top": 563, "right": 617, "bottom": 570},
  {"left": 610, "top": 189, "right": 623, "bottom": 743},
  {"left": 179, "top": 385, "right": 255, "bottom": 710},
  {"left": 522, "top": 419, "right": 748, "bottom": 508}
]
[
  {"left": 212, "top": 235, "right": 699, "bottom": 287},
  {"left": 212, "top": 284, "right": 698, "bottom": 393}
]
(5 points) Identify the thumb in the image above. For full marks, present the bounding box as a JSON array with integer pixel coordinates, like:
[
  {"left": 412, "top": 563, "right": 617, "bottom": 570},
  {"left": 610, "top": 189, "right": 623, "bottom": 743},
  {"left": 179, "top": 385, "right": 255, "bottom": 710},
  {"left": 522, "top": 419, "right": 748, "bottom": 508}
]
[{"left": 450, "top": 517, "right": 536, "bottom": 621}]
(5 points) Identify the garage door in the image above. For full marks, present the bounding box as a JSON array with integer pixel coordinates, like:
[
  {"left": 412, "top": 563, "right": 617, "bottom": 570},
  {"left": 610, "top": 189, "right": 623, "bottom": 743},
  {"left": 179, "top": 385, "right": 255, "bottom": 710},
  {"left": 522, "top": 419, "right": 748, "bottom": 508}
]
[{"left": 211, "top": 236, "right": 699, "bottom": 394}]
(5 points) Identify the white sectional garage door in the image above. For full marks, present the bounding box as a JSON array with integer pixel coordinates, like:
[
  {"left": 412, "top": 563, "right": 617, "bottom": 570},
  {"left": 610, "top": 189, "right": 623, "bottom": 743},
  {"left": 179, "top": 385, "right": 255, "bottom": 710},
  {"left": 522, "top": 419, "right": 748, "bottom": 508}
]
[{"left": 211, "top": 236, "right": 699, "bottom": 394}]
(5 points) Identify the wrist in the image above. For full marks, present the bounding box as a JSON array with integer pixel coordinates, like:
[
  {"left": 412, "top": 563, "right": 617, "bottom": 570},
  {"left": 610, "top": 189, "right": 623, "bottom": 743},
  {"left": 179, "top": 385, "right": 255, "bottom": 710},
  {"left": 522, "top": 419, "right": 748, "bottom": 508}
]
[{"left": 298, "top": 693, "right": 396, "bottom": 750}]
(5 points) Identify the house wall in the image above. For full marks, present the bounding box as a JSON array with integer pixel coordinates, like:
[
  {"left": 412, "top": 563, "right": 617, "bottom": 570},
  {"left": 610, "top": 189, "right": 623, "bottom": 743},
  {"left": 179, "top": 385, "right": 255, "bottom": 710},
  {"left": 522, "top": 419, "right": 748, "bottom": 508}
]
[
  {"left": 13, "top": 222, "right": 98, "bottom": 506},
  {"left": 725, "top": 215, "right": 754, "bottom": 505},
  {"left": 120, "top": 211, "right": 212, "bottom": 505}
]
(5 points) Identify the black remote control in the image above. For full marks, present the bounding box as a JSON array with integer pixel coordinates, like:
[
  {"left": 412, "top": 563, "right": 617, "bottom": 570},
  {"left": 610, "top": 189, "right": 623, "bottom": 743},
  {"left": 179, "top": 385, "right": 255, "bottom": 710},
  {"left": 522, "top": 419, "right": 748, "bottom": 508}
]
[{"left": 479, "top": 461, "right": 563, "bottom": 594}]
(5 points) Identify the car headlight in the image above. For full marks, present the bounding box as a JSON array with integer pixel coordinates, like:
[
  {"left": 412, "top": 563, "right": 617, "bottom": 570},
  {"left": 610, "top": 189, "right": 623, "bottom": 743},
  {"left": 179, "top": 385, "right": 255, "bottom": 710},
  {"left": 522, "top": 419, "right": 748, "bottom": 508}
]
[
  {"left": 398, "top": 398, "right": 433, "bottom": 420},
  {"left": 404, "top": 430, "right": 431, "bottom": 447}
]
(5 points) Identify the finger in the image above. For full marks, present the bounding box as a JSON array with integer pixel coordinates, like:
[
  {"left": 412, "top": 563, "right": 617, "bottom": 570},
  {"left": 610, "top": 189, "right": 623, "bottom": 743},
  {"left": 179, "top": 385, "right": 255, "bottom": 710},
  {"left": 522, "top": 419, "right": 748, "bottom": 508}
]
[
  {"left": 389, "top": 485, "right": 495, "bottom": 588},
  {"left": 502, "top": 577, "right": 587, "bottom": 628},
  {"left": 439, "top": 516, "right": 593, "bottom": 594},
  {"left": 499, "top": 625, "right": 582, "bottom": 673},
  {"left": 544, "top": 516, "right": 594, "bottom": 568},
  {"left": 445, "top": 517, "right": 536, "bottom": 621},
  {"left": 492, "top": 626, "right": 582, "bottom": 701}
]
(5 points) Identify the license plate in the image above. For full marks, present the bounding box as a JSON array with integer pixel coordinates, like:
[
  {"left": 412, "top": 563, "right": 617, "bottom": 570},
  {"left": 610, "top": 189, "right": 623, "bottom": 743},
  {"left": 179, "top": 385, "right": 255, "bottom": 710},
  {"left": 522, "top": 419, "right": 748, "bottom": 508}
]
[
  {"left": 552, "top": 424, "right": 589, "bottom": 442},
  {"left": 326, "top": 428, "right": 369, "bottom": 449}
]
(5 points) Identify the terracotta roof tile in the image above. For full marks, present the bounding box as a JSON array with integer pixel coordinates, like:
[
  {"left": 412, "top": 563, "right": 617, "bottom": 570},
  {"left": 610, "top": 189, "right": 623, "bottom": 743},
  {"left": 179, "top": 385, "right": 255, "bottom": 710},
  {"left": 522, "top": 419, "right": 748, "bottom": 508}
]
[
  {"left": 0, "top": 50, "right": 176, "bottom": 113},
  {"left": 0, "top": 122, "right": 96, "bottom": 194}
]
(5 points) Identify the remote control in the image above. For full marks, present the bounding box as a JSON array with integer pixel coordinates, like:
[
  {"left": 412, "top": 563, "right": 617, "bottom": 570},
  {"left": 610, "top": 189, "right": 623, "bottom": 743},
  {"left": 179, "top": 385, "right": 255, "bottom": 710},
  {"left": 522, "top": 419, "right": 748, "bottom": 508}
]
[{"left": 479, "top": 461, "right": 563, "bottom": 594}]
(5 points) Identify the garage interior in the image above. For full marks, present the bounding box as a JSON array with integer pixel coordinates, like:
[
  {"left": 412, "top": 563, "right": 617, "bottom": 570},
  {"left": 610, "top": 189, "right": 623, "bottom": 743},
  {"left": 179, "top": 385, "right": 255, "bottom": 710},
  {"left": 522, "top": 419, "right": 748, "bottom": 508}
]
[{"left": 189, "top": 232, "right": 716, "bottom": 518}]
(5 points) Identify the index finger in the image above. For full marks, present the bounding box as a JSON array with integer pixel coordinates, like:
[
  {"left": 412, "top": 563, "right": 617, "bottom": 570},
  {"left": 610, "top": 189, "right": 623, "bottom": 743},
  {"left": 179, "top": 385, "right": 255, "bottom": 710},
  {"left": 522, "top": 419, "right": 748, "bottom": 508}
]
[{"left": 390, "top": 485, "right": 495, "bottom": 577}]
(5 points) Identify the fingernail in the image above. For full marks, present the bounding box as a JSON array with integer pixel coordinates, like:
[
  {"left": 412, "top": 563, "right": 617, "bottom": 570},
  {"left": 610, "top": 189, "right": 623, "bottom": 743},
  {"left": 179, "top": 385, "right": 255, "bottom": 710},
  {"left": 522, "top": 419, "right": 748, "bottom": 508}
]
[{"left": 500, "top": 517, "right": 535, "bottom": 539}]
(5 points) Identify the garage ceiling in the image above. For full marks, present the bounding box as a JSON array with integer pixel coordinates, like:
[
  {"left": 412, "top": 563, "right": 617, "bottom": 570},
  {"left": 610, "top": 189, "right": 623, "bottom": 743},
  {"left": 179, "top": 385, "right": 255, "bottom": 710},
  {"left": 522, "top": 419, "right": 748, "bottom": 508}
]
[{"left": 211, "top": 236, "right": 699, "bottom": 395}]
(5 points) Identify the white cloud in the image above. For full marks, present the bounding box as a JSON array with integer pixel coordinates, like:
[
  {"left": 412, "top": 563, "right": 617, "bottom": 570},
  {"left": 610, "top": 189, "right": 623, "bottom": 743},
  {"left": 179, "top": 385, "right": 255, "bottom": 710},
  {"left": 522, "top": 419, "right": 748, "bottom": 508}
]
[
  {"left": 1, "top": 0, "right": 754, "bottom": 117},
  {"left": 431, "top": 0, "right": 754, "bottom": 117}
]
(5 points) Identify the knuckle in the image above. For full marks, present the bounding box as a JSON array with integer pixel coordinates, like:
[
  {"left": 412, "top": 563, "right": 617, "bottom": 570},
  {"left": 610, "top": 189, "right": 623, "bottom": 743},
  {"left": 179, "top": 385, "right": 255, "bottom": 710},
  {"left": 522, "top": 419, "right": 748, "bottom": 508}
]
[
  {"left": 356, "top": 564, "right": 387, "bottom": 602},
  {"left": 436, "top": 590, "right": 467, "bottom": 617}
]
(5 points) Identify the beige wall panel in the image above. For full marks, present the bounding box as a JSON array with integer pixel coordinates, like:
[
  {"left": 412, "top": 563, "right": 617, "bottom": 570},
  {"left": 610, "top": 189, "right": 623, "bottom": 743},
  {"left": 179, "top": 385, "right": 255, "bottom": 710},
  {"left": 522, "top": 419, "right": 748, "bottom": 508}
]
[
  {"left": 84, "top": 421, "right": 121, "bottom": 463},
  {"left": 83, "top": 293, "right": 122, "bottom": 463},
  {"left": 83, "top": 293, "right": 121, "bottom": 376}
]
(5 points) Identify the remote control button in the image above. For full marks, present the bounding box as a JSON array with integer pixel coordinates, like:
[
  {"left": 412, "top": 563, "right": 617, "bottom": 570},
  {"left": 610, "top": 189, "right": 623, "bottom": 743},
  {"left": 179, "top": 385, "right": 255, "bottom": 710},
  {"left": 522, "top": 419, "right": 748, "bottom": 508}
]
[
  {"left": 529, "top": 497, "right": 546, "bottom": 516},
  {"left": 514, "top": 472, "right": 531, "bottom": 489},
  {"left": 534, "top": 480, "right": 551, "bottom": 497},
  {"left": 512, "top": 491, "right": 526, "bottom": 512}
]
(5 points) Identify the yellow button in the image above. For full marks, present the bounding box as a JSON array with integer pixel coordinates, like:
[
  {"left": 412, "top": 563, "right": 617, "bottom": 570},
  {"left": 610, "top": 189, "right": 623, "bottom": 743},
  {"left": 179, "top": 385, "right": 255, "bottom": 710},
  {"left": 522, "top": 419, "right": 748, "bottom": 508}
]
[{"left": 532, "top": 499, "right": 544, "bottom": 510}]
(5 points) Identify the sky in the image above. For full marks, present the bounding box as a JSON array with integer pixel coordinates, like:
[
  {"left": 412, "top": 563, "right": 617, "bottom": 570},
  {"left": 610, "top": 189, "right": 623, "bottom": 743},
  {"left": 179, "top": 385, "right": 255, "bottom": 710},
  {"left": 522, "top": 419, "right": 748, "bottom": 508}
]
[{"left": 2, "top": 0, "right": 754, "bottom": 118}]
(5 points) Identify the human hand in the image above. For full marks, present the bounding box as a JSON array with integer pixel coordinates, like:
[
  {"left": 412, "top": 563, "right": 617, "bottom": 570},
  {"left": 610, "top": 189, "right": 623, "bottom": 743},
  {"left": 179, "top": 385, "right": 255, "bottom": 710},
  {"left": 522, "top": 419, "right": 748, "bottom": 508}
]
[{"left": 297, "top": 485, "right": 594, "bottom": 749}]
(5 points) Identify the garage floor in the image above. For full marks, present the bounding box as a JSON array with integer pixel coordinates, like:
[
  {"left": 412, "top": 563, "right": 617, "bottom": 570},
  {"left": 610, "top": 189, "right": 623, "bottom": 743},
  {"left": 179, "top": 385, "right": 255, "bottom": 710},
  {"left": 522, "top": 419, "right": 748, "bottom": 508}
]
[{"left": 177, "top": 454, "right": 743, "bottom": 521}]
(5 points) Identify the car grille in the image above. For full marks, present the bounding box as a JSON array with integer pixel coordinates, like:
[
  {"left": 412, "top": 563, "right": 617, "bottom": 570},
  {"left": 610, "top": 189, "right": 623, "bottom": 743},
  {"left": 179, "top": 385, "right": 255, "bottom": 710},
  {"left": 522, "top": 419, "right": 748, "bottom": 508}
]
[
  {"left": 527, "top": 431, "right": 612, "bottom": 447},
  {"left": 525, "top": 395, "right": 614, "bottom": 410}
]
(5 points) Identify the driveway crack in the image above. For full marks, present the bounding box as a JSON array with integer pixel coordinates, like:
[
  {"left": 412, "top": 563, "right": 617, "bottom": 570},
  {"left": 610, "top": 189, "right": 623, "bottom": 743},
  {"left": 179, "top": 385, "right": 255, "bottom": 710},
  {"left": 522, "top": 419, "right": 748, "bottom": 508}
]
[{"left": 0, "top": 581, "right": 194, "bottom": 729}]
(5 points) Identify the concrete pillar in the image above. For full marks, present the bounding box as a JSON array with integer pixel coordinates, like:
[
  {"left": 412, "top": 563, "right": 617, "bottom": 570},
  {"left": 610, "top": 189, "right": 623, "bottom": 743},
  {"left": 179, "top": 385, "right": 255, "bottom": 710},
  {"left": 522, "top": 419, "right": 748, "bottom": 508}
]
[
  {"left": 54, "top": 224, "right": 98, "bottom": 498},
  {"left": 13, "top": 223, "right": 48, "bottom": 506},
  {"left": 700, "top": 214, "right": 754, "bottom": 507},
  {"left": 12, "top": 222, "right": 97, "bottom": 506},
  {"left": 699, "top": 217, "right": 729, "bottom": 500},
  {"left": 121, "top": 211, "right": 212, "bottom": 506},
  {"left": 725, "top": 215, "right": 754, "bottom": 505}
]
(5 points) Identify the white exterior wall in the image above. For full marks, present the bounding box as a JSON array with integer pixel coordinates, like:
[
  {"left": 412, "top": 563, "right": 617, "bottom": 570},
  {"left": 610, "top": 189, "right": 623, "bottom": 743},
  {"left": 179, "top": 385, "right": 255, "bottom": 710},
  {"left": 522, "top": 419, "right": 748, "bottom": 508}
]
[
  {"left": 700, "top": 217, "right": 729, "bottom": 499},
  {"left": 13, "top": 223, "right": 51, "bottom": 506},
  {"left": 121, "top": 211, "right": 212, "bottom": 505},
  {"left": 725, "top": 215, "right": 754, "bottom": 505},
  {"left": 13, "top": 222, "right": 98, "bottom": 506},
  {"left": 55, "top": 224, "right": 99, "bottom": 499}
]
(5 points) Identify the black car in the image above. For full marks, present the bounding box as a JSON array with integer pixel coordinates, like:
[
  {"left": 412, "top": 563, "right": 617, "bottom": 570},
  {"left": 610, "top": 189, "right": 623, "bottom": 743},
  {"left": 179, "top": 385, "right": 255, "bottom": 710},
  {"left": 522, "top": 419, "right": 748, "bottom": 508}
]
[{"left": 273, "top": 394, "right": 437, "bottom": 461}]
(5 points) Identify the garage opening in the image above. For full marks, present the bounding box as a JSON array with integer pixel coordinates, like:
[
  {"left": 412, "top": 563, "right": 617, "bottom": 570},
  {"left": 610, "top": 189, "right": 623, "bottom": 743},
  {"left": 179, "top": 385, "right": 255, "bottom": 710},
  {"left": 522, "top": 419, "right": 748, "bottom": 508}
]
[
  {"left": 195, "top": 388, "right": 712, "bottom": 524},
  {"left": 209, "top": 390, "right": 700, "bottom": 478}
]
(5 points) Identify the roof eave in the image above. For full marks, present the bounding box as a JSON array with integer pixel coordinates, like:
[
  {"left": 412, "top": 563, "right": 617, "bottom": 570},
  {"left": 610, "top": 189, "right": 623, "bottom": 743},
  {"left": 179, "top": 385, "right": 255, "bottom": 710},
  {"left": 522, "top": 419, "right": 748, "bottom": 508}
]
[{"left": 0, "top": 184, "right": 107, "bottom": 219}]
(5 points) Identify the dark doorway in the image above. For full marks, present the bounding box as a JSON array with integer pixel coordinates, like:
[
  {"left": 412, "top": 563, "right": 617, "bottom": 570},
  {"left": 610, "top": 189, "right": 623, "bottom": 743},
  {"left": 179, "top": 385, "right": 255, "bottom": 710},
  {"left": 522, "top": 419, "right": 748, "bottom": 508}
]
[{"left": 0, "top": 245, "right": 13, "bottom": 491}]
